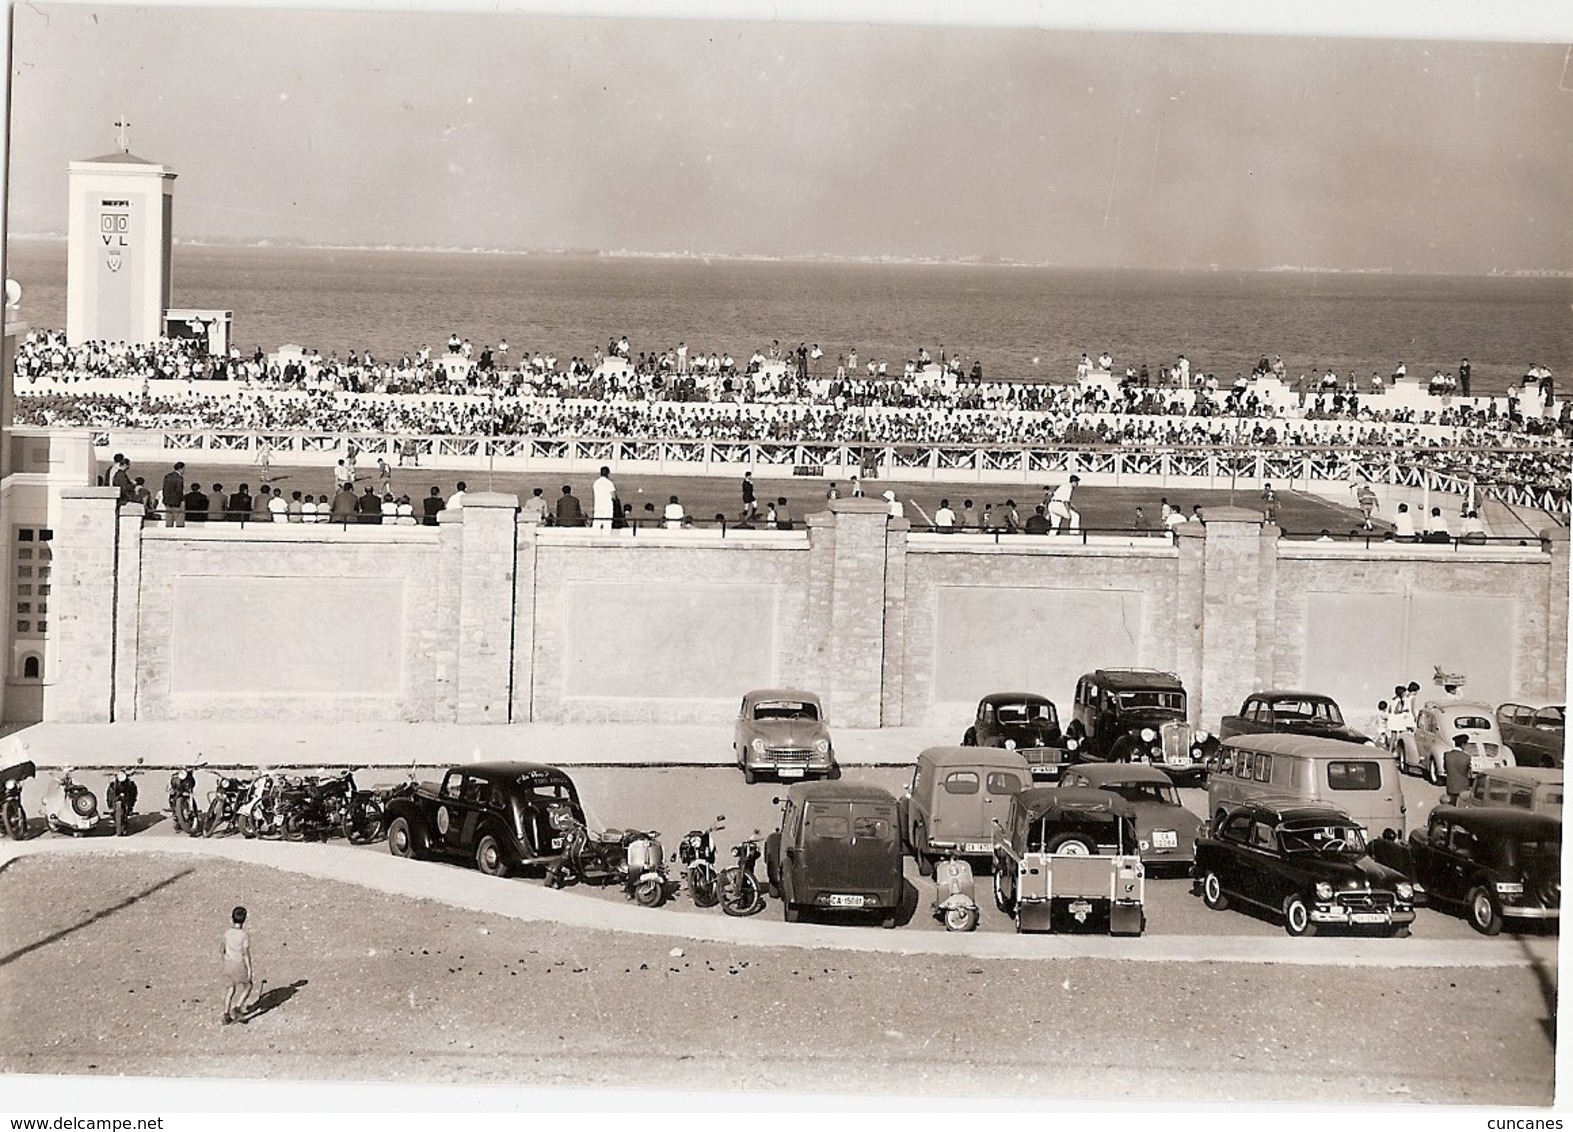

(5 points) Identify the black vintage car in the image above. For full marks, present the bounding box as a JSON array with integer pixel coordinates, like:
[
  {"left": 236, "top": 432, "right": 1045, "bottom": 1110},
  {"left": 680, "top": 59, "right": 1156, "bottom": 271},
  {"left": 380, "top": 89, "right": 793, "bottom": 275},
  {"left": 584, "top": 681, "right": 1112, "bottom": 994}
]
[
  {"left": 1068, "top": 668, "right": 1216, "bottom": 784},
  {"left": 1193, "top": 800, "right": 1416, "bottom": 937},
  {"left": 1369, "top": 805, "right": 1560, "bottom": 936},
  {"left": 962, "top": 692, "right": 1073, "bottom": 780},
  {"left": 382, "top": 761, "right": 585, "bottom": 877},
  {"left": 1218, "top": 691, "right": 1376, "bottom": 746}
]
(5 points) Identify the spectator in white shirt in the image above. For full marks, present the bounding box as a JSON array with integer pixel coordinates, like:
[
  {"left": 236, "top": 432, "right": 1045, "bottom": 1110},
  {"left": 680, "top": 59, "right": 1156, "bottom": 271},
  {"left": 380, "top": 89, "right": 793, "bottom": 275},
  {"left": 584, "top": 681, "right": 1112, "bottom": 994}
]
[{"left": 664, "top": 495, "right": 686, "bottom": 529}]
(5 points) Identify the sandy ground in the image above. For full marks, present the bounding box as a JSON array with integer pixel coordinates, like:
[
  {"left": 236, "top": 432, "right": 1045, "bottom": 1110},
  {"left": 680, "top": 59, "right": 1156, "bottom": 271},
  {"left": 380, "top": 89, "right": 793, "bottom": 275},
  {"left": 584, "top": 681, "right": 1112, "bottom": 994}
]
[{"left": 0, "top": 852, "right": 1554, "bottom": 1105}]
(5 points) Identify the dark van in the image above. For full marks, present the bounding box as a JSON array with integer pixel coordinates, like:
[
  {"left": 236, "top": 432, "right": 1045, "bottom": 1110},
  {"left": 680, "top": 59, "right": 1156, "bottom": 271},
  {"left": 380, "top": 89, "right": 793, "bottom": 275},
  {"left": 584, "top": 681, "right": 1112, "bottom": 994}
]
[{"left": 765, "top": 781, "right": 905, "bottom": 928}]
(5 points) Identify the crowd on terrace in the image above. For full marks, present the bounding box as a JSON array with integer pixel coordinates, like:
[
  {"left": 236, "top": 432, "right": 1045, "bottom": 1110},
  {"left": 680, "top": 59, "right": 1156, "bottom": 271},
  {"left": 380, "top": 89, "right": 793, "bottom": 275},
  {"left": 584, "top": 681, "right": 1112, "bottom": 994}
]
[{"left": 11, "top": 329, "right": 1570, "bottom": 501}]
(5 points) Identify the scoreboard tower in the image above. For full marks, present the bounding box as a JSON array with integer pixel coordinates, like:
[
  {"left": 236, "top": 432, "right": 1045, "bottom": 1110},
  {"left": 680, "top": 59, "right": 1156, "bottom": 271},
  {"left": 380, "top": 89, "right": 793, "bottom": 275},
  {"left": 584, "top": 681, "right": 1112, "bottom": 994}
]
[{"left": 65, "top": 147, "right": 176, "bottom": 346}]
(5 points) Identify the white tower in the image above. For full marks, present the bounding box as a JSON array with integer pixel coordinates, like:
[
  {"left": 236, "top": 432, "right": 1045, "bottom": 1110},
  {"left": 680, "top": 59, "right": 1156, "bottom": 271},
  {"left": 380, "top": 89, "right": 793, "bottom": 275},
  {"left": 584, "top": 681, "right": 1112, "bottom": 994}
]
[{"left": 65, "top": 124, "right": 176, "bottom": 346}]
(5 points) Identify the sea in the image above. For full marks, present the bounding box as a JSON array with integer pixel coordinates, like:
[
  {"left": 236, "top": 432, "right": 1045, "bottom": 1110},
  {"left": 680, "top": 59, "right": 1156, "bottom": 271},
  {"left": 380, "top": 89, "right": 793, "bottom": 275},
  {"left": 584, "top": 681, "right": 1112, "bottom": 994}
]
[{"left": 6, "top": 239, "right": 1571, "bottom": 397}]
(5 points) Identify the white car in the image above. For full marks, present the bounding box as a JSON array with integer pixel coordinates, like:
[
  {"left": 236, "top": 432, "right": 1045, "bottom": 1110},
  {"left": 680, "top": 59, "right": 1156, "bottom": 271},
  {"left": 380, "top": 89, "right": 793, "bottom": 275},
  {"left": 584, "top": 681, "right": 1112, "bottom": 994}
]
[{"left": 1397, "top": 700, "right": 1516, "bottom": 784}]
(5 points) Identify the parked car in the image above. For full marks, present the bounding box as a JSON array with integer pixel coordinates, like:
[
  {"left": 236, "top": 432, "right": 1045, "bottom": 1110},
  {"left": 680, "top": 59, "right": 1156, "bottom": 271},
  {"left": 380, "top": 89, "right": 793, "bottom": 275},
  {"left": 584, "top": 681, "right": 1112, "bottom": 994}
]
[
  {"left": 1218, "top": 690, "right": 1376, "bottom": 746},
  {"left": 765, "top": 781, "right": 904, "bottom": 927},
  {"left": 1067, "top": 668, "right": 1215, "bottom": 784},
  {"left": 1193, "top": 800, "right": 1416, "bottom": 937},
  {"left": 990, "top": 786, "right": 1146, "bottom": 935},
  {"left": 1369, "top": 806, "right": 1560, "bottom": 935},
  {"left": 1396, "top": 699, "right": 1515, "bottom": 784},
  {"left": 1209, "top": 734, "right": 1407, "bottom": 842},
  {"left": 1496, "top": 700, "right": 1565, "bottom": 769},
  {"left": 962, "top": 692, "right": 1074, "bottom": 780},
  {"left": 1059, "top": 763, "right": 1204, "bottom": 870},
  {"left": 899, "top": 745, "right": 1030, "bottom": 876},
  {"left": 1458, "top": 767, "right": 1563, "bottom": 818},
  {"left": 382, "top": 761, "right": 585, "bottom": 877},
  {"left": 734, "top": 689, "right": 837, "bottom": 784}
]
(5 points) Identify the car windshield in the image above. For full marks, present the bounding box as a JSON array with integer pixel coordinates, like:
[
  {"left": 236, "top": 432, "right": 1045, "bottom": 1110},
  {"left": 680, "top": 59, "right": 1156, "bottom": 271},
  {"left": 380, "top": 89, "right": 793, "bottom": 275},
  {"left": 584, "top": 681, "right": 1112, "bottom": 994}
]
[
  {"left": 996, "top": 702, "right": 1056, "bottom": 725},
  {"left": 1270, "top": 698, "right": 1344, "bottom": 725},
  {"left": 1279, "top": 822, "right": 1367, "bottom": 856},
  {"left": 754, "top": 701, "right": 818, "bottom": 722},
  {"left": 1100, "top": 782, "right": 1180, "bottom": 806},
  {"left": 1115, "top": 690, "right": 1185, "bottom": 712}
]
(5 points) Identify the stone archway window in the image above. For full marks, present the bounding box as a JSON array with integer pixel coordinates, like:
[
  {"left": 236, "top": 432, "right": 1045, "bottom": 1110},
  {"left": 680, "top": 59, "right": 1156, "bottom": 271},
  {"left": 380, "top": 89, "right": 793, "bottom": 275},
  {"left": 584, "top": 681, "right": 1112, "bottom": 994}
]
[{"left": 21, "top": 654, "right": 41, "bottom": 680}]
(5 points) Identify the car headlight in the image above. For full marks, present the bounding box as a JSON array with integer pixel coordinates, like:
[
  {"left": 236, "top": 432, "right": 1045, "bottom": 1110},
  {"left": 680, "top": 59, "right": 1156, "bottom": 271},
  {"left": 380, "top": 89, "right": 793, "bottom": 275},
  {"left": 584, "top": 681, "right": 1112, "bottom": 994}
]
[
  {"left": 1194, "top": 729, "right": 1210, "bottom": 742},
  {"left": 1494, "top": 882, "right": 1525, "bottom": 895},
  {"left": 1065, "top": 738, "right": 1079, "bottom": 751},
  {"left": 1140, "top": 728, "right": 1156, "bottom": 743},
  {"left": 751, "top": 738, "right": 765, "bottom": 754},
  {"left": 1315, "top": 882, "right": 1333, "bottom": 901},
  {"left": 813, "top": 738, "right": 829, "bottom": 754},
  {"left": 1005, "top": 739, "right": 1017, "bottom": 750},
  {"left": 1396, "top": 882, "right": 1414, "bottom": 901}
]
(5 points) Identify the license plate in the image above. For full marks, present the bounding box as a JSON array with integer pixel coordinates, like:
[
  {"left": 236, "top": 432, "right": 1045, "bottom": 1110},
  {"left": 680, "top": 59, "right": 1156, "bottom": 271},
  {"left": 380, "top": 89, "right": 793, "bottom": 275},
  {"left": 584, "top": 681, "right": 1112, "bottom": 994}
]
[
  {"left": 1068, "top": 900, "right": 1093, "bottom": 916},
  {"left": 550, "top": 837, "right": 564, "bottom": 850},
  {"left": 778, "top": 767, "right": 805, "bottom": 778},
  {"left": 1165, "top": 754, "right": 1188, "bottom": 765},
  {"left": 826, "top": 894, "right": 864, "bottom": 907},
  {"left": 964, "top": 841, "right": 991, "bottom": 853},
  {"left": 1351, "top": 912, "right": 1388, "bottom": 924},
  {"left": 1153, "top": 830, "right": 1178, "bottom": 849}
]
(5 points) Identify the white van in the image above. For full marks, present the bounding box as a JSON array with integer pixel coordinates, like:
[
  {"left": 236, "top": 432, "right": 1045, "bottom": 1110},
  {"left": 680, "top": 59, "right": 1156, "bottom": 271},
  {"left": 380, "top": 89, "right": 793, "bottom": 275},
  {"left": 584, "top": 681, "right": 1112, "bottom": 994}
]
[{"left": 1208, "top": 734, "right": 1406, "bottom": 841}]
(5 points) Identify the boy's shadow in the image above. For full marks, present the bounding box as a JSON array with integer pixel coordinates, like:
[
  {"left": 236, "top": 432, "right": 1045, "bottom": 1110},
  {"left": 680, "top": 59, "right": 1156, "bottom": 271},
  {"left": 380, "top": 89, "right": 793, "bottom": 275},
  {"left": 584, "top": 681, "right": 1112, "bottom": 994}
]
[{"left": 246, "top": 978, "right": 307, "bottom": 1021}]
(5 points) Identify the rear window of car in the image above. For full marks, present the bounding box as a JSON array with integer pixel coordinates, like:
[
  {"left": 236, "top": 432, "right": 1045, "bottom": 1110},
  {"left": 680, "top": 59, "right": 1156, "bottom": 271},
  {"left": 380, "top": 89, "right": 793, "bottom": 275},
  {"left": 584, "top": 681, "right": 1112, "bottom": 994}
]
[
  {"left": 852, "top": 803, "right": 895, "bottom": 840},
  {"left": 943, "top": 771, "right": 980, "bottom": 795},
  {"left": 809, "top": 814, "right": 848, "bottom": 839},
  {"left": 755, "top": 701, "right": 818, "bottom": 721},
  {"left": 1536, "top": 707, "right": 1566, "bottom": 727},
  {"left": 1449, "top": 715, "right": 1492, "bottom": 732},
  {"left": 986, "top": 771, "right": 1023, "bottom": 795},
  {"left": 1326, "top": 760, "right": 1382, "bottom": 790}
]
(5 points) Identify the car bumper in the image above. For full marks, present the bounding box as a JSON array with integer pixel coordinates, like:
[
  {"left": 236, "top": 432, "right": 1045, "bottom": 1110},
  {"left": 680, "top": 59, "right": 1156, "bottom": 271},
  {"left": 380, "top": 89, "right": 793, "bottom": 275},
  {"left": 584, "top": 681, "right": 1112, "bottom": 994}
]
[
  {"left": 1502, "top": 905, "right": 1560, "bottom": 921},
  {"left": 742, "top": 750, "right": 835, "bottom": 777},
  {"left": 804, "top": 889, "right": 902, "bottom": 911},
  {"left": 1310, "top": 903, "right": 1416, "bottom": 927}
]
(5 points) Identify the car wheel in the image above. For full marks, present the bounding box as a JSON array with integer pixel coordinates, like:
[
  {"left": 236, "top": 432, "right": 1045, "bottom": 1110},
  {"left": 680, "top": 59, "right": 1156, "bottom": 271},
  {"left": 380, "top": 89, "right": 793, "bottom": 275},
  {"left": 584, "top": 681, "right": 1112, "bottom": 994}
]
[
  {"left": 1467, "top": 885, "right": 1504, "bottom": 936},
  {"left": 386, "top": 816, "right": 418, "bottom": 859},
  {"left": 1045, "top": 832, "right": 1096, "bottom": 855},
  {"left": 742, "top": 767, "right": 757, "bottom": 786},
  {"left": 783, "top": 903, "right": 802, "bottom": 923},
  {"left": 475, "top": 834, "right": 509, "bottom": 877},
  {"left": 1283, "top": 893, "right": 1316, "bottom": 937},
  {"left": 1425, "top": 756, "right": 1441, "bottom": 786},
  {"left": 826, "top": 763, "right": 842, "bottom": 781},
  {"left": 993, "top": 867, "right": 1017, "bottom": 915},
  {"left": 1201, "top": 870, "right": 1230, "bottom": 911}
]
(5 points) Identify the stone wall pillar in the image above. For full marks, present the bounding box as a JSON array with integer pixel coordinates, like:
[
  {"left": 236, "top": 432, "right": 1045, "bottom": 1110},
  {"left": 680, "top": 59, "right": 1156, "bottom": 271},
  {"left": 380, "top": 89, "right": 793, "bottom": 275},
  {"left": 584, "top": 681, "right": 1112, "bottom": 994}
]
[
  {"left": 1196, "top": 507, "right": 1270, "bottom": 731},
  {"left": 43, "top": 486, "right": 120, "bottom": 722},
  {"left": 810, "top": 498, "right": 891, "bottom": 728},
  {"left": 1172, "top": 521, "right": 1206, "bottom": 708},
  {"left": 455, "top": 493, "right": 519, "bottom": 723},
  {"left": 432, "top": 510, "right": 464, "bottom": 721},
  {"left": 1544, "top": 527, "right": 1568, "bottom": 699},
  {"left": 880, "top": 516, "right": 910, "bottom": 726},
  {"left": 112, "top": 503, "right": 144, "bottom": 720},
  {"left": 511, "top": 518, "right": 541, "bottom": 722}
]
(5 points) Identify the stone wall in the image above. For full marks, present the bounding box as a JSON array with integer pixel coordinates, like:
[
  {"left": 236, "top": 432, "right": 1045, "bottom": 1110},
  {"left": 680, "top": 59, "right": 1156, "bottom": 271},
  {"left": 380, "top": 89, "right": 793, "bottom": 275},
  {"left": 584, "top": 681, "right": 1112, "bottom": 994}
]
[{"left": 43, "top": 498, "right": 1569, "bottom": 731}]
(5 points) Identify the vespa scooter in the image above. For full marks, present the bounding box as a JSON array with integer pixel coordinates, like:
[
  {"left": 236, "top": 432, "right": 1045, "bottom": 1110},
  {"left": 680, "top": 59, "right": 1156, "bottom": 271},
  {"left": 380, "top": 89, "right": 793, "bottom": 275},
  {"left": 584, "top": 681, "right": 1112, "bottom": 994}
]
[
  {"left": 931, "top": 852, "right": 980, "bottom": 932},
  {"left": 547, "top": 816, "right": 670, "bottom": 907},
  {"left": 44, "top": 768, "right": 101, "bottom": 836}
]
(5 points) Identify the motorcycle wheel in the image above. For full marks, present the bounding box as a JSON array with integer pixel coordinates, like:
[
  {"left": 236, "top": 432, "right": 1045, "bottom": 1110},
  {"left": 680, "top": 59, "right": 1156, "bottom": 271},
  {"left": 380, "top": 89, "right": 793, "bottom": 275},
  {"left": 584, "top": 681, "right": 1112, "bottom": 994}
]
[
  {"left": 239, "top": 813, "right": 257, "bottom": 839},
  {"left": 172, "top": 795, "right": 193, "bottom": 835},
  {"left": 203, "top": 798, "right": 225, "bottom": 838},
  {"left": 283, "top": 812, "right": 306, "bottom": 842},
  {"left": 2, "top": 799, "right": 27, "bottom": 841},
  {"left": 943, "top": 904, "right": 979, "bottom": 932},
  {"left": 719, "top": 869, "right": 764, "bottom": 917},
  {"left": 633, "top": 877, "right": 665, "bottom": 908},
  {"left": 113, "top": 800, "right": 127, "bottom": 838},
  {"left": 689, "top": 863, "right": 720, "bottom": 908}
]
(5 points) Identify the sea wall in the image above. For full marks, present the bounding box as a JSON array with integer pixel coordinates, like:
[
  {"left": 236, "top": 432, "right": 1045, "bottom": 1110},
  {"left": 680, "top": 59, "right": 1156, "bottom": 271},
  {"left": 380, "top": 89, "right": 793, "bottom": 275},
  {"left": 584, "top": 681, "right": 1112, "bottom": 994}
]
[{"left": 44, "top": 494, "right": 1568, "bottom": 731}]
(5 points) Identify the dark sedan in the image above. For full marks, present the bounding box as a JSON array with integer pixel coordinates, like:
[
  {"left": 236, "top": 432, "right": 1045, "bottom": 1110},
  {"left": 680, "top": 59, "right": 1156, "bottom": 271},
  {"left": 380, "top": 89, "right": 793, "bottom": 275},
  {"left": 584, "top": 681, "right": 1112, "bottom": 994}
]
[
  {"left": 1194, "top": 800, "right": 1416, "bottom": 937},
  {"left": 962, "top": 692, "right": 1072, "bottom": 780},
  {"left": 1218, "top": 691, "right": 1376, "bottom": 746}
]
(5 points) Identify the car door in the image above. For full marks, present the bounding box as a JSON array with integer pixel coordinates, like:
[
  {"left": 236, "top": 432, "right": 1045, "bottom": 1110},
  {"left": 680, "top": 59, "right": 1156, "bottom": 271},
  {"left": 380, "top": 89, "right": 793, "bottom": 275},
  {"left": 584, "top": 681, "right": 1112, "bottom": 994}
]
[
  {"left": 1239, "top": 815, "right": 1281, "bottom": 908},
  {"left": 933, "top": 769, "right": 982, "bottom": 847},
  {"left": 1213, "top": 810, "right": 1256, "bottom": 901},
  {"left": 981, "top": 769, "right": 1024, "bottom": 850}
]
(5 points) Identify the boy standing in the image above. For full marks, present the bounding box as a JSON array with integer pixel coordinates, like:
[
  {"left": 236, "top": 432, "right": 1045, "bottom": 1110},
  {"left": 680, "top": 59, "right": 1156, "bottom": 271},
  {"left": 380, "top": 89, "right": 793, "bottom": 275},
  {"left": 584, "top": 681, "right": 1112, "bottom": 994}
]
[{"left": 221, "top": 906, "right": 254, "bottom": 1025}]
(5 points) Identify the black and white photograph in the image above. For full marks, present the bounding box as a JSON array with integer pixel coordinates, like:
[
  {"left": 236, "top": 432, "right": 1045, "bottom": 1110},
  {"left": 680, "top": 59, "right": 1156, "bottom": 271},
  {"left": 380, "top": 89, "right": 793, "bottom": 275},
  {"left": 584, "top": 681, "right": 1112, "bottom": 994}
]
[{"left": 0, "top": 0, "right": 1569, "bottom": 1118}]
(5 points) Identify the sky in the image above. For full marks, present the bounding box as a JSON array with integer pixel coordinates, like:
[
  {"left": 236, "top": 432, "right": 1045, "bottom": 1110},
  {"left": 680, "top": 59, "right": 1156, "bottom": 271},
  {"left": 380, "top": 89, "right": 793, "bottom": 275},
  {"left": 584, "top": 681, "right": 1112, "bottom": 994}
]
[{"left": 4, "top": 1, "right": 1573, "bottom": 272}]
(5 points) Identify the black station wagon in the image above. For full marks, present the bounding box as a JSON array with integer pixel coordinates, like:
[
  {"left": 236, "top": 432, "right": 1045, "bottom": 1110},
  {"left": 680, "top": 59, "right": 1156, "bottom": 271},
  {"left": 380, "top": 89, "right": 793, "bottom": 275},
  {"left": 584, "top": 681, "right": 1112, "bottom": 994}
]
[{"left": 382, "top": 761, "right": 585, "bottom": 877}]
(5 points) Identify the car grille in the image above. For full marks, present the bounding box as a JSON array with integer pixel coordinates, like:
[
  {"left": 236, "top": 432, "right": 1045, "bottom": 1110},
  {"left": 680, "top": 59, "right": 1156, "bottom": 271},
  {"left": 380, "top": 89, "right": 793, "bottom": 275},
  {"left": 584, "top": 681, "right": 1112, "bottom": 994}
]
[
  {"left": 1338, "top": 891, "right": 1396, "bottom": 911},
  {"left": 1160, "top": 722, "right": 1193, "bottom": 764},
  {"left": 767, "top": 747, "right": 812, "bottom": 759}
]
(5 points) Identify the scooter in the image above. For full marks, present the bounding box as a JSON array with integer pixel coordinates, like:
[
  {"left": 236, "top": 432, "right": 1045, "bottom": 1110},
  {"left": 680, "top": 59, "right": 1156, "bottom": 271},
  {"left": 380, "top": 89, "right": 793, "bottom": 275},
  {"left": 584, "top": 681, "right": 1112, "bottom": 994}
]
[
  {"left": 931, "top": 853, "right": 980, "bottom": 932},
  {"left": 716, "top": 830, "right": 767, "bottom": 917},
  {"left": 675, "top": 817, "right": 724, "bottom": 908},
  {"left": 44, "top": 768, "right": 101, "bottom": 836},
  {"left": 168, "top": 763, "right": 202, "bottom": 834},
  {"left": 1, "top": 760, "right": 35, "bottom": 840},
  {"left": 547, "top": 816, "right": 670, "bottom": 907},
  {"left": 105, "top": 770, "right": 140, "bottom": 837}
]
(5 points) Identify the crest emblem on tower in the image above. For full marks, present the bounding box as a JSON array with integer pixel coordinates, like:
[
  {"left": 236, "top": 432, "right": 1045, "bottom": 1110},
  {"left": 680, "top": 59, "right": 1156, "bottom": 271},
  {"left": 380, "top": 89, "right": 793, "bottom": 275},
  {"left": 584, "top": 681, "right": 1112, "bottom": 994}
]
[{"left": 105, "top": 251, "right": 123, "bottom": 273}]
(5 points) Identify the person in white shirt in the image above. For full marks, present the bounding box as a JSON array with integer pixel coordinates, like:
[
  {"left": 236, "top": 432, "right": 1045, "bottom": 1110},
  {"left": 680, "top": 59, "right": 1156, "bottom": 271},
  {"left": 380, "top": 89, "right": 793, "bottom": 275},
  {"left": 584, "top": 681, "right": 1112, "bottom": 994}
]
[
  {"left": 933, "top": 499, "right": 956, "bottom": 532},
  {"left": 1392, "top": 503, "right": 1416, "bottom": 541},
  {"left": 882, "top": 490, "right": 904, "bottom": 520},
  {"left": 1460, "top": 510, "right": 1487, "bottom": 544},
  {"left": 591, "top": 466, "right": 617, "bottom": 530},
  {"left": 301, "top": 496, "right": 319, "bottom": 523},
  {"left": 447, "top": 481, "right": 468, "bottom": 512},
  {"left": 520, "top": 487, "right": 549, "bottom": 526},
  {"left": 1047, "top": 475, "right": 1081, "bottom": 534},
  {"left": 664, "top": 495, "right": 686, "bottom": 530},
  {"left": 267, "top": 488, "right": 288, "bottom": 522}
]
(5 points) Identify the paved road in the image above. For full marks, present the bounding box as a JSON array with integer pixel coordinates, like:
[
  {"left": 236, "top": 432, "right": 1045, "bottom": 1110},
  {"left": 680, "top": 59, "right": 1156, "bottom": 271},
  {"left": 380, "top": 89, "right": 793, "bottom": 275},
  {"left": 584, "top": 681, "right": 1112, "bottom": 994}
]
[{"left": 6, "top": 761, "right": 1545, "bottom": 949}]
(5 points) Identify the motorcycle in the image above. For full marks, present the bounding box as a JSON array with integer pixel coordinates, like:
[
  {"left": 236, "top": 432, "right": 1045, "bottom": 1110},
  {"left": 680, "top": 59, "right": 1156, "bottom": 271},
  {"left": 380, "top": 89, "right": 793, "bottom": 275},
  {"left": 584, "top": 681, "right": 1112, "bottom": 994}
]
[
  {"left": 931, "top": 853, "right": 980, "bottom": 932},
  {"left": 327, "top": 767, "right": 385, "bottom": 844},
  {"left": 44, "top": 768, "right": 101, "bottom": 836},
  {"left": 168, "top": 763, "right": 202, "bottom": 834},
  {"left": 546, "top": 816, "right": 670, "bottom": 907},
  {"left": 716, "top": 830, "right": 767, "bottom": 917},
  {"left": 105, "top": 770, "right": 140, "bottom": 837},
  {"left": 237, "top": 773, "right": 290, "bottom": 840},
  {"left": 1, "top": 760, "right": 35, "bottom": 840},
  {"left": 201, "top": 772, "right": 255, "bottom": 838},
  {"left": 675, "top": 817, "right": 724, "bottom": 908}
]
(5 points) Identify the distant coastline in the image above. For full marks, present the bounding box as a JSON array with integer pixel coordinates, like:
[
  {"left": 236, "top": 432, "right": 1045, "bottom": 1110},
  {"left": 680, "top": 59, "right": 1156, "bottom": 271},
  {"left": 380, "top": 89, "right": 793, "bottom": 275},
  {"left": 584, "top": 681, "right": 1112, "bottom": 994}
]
[{"left": 6, "top": 232, "right": 1571, "bottom": 278}]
